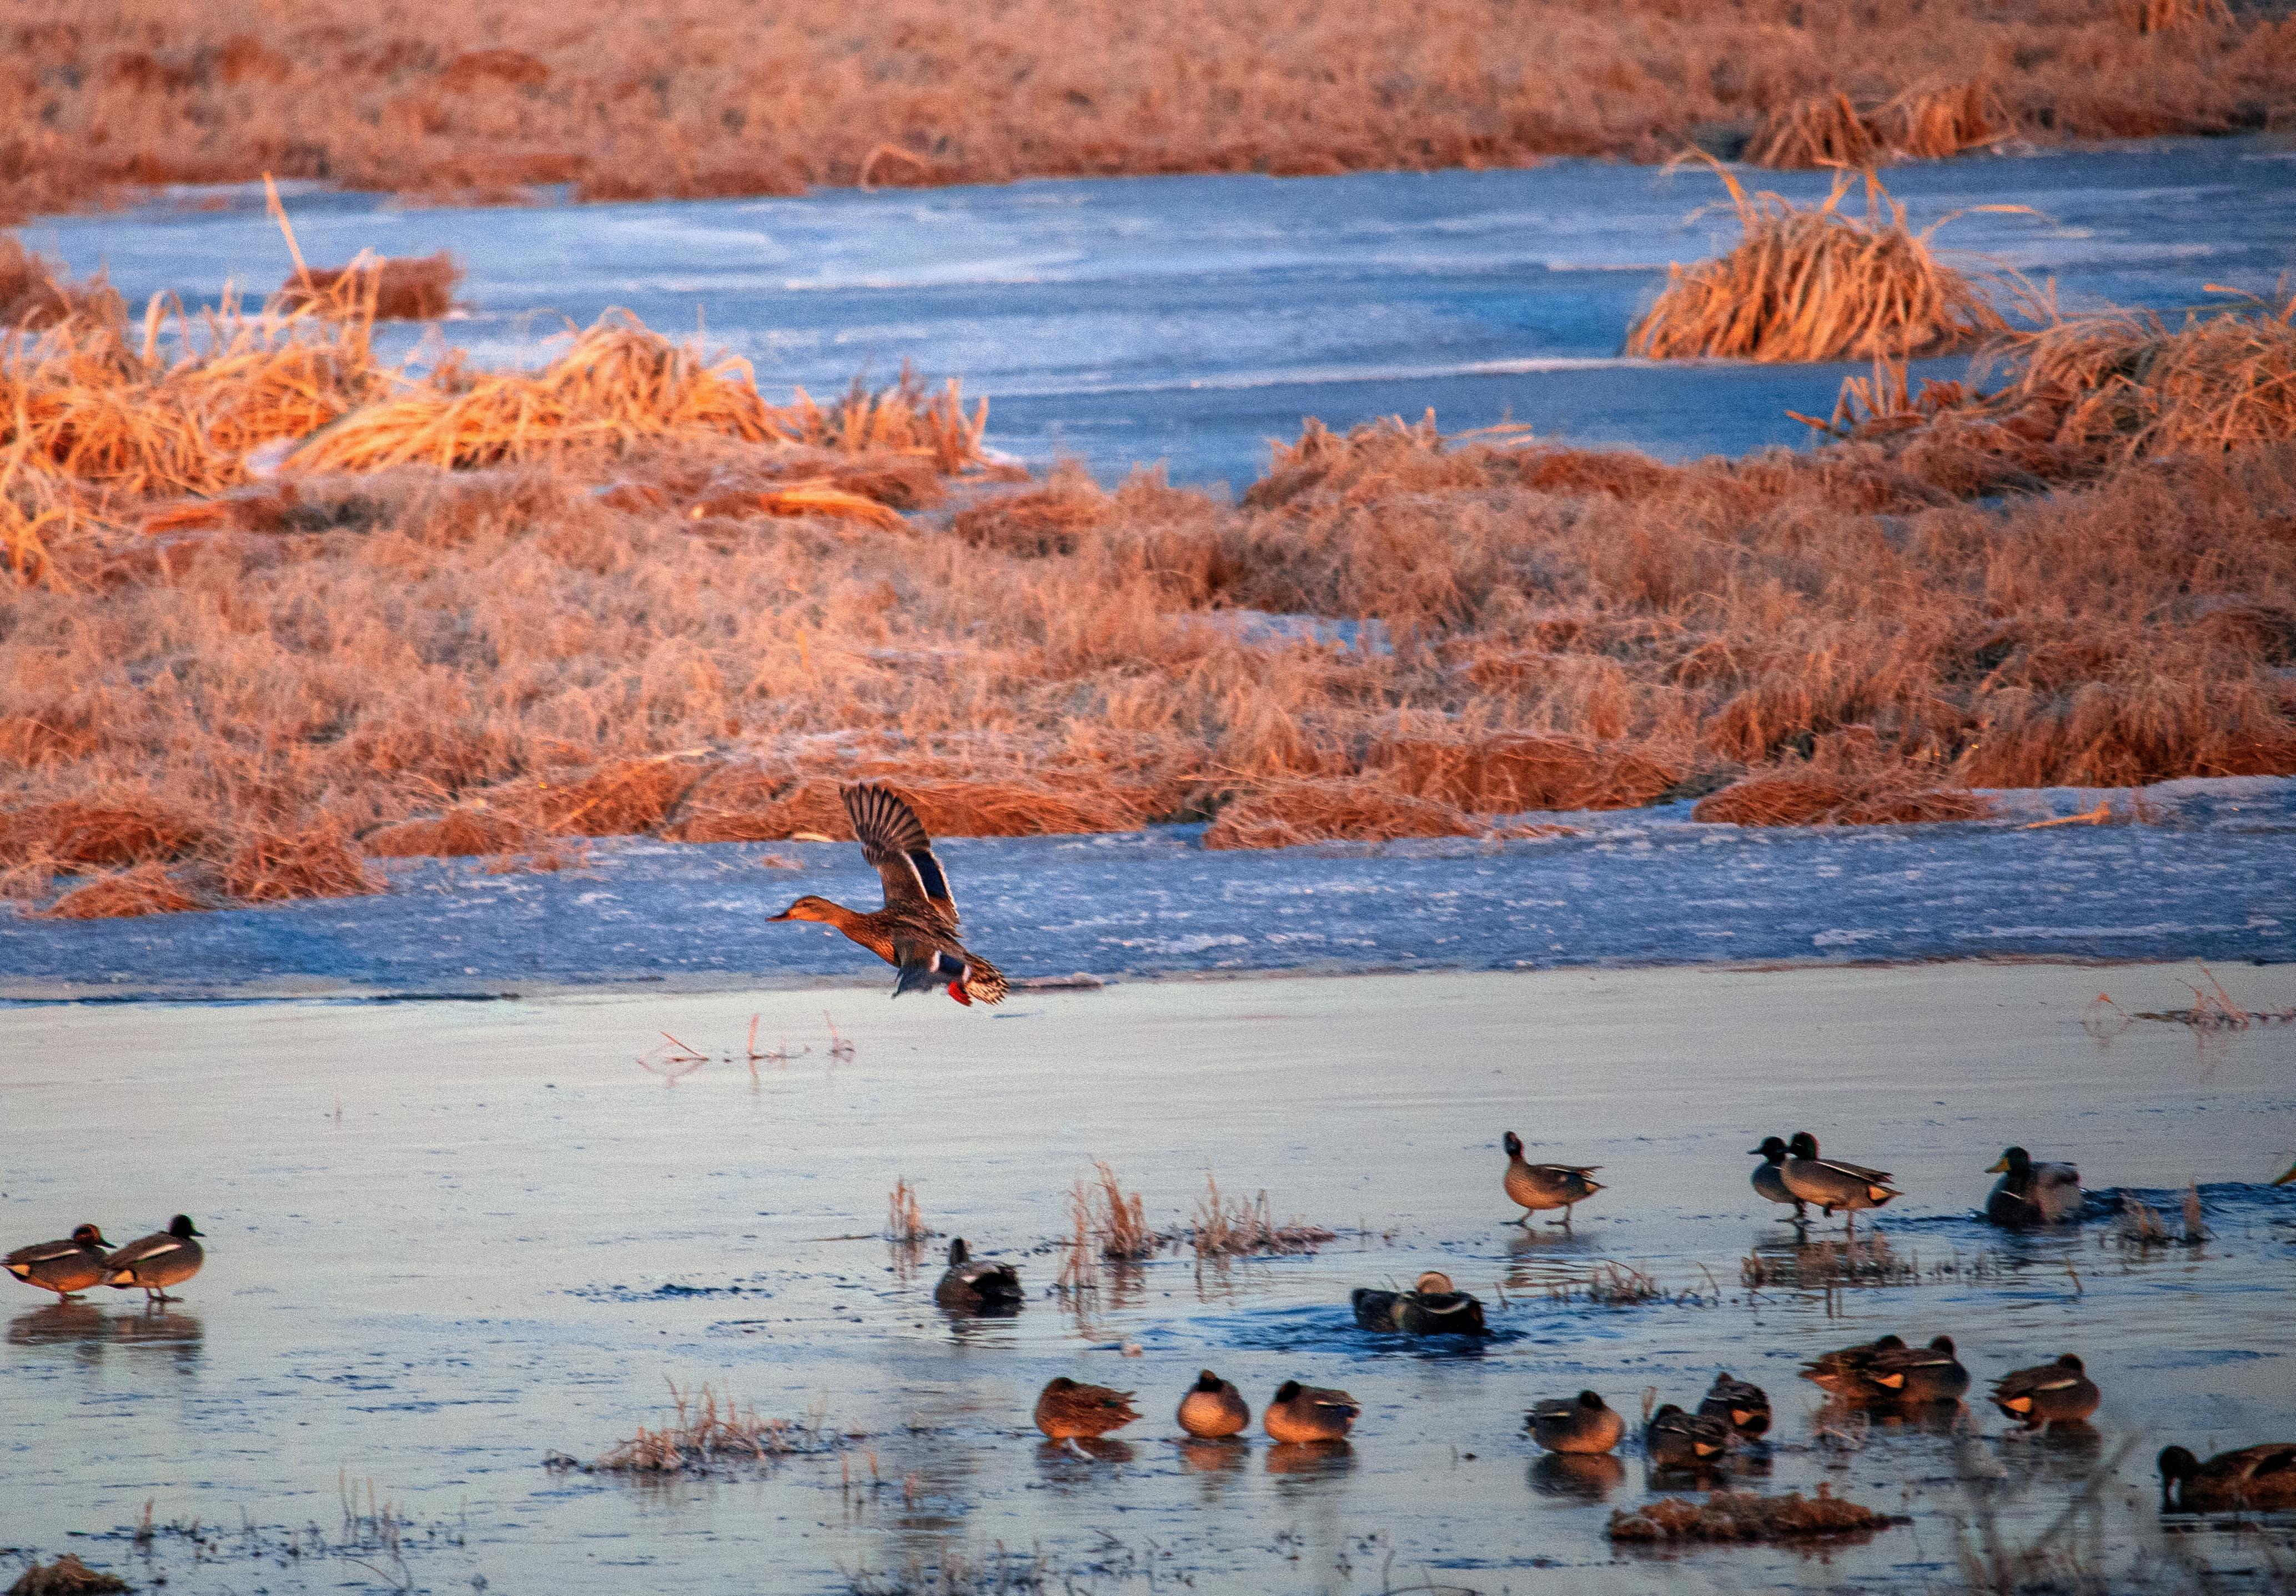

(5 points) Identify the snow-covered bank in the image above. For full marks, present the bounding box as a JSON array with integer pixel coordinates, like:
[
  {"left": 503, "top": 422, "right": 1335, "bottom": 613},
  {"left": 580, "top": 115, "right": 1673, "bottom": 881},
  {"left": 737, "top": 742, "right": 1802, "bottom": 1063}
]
[{"left": 3, "top": 777, "right": 2288, "bottom": 1001}]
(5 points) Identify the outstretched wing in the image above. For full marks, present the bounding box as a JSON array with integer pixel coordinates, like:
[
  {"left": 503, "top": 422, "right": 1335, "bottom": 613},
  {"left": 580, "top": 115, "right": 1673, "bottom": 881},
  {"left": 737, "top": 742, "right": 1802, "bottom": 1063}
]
[{"left": 842, "top": 784, "right": 958, "bottom": 927}]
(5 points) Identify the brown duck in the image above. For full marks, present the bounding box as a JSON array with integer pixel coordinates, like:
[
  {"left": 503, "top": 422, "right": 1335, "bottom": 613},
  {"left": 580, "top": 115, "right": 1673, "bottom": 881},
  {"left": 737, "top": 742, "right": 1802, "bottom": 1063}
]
[
  {"left": 770, "top": 784, "right": 1008, "bottom": 1005},
  {"left": 1264, "top": 1380, "right": 1359, "bottom": 1443},
  {"left": 6, "top": 1224, "right": 112, "bottom": 1299},
  {"left": 1034, "top": 1377, "right": 1139, "bottom": 1439},
  {"left": 1177, "top": 1371, "right": 1251, "bottom": 1438},
  {"left": 1989, "top": 1353, "right": 2099, "bottom": 1426},
  {"left": 2159, "top": 1443, "right": 2296, "bottom": 1511}
]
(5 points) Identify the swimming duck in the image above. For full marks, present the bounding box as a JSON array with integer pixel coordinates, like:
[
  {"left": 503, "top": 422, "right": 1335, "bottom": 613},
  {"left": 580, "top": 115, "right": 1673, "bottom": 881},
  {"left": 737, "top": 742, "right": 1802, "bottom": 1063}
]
[
  {"left": 5, "top": 1224, "right": 112, "bottom": 1299},
  {"left": 1177, "top": 1371, "right": 1250, "bottom": 1439},
  {"left": 933, "top": 1238, "right": 1023, "bottom": 1311},
  {"left": 1855, "top": 1334, "right": 1968, "bottom": 1405},
  {"left": 1781, "top": 1133, "right": 1900, "bottom": 1233},
  {"left": 1501, "top": 1133, "right": 1604, "bottom": 1228},
  {"left": 1033, "top": 1377, "right": 1139, "bottom": 1440},
  {"left": 1800, "top": 1333, "right": 1907, "bottom": 1394},
  {"left": 1986, "top": 1147, "right": 2082, "bottom": 1227},
  {"left": 103, "top": 1216, "right": 203, "bottom": 1303},
  {"left": 769, "top": 784, "right": 1008, "bottom": 1006},
  {"left": 1698, "top": 1372, "right": 1772, "bottom": 1439},
  {"left": 1645, "top": 1403, "right": 1733, "bottom": 1467},
  {"left": 1350, "top": 1271, "right": 1488, "bottom": 1336},
  {"left": 2158, "top": 1443, "right": 2296, "bottom": 1512},
  {"left": 1264, "top": 1381, "right": 1358, "bottom": 1443},
  {"left": 1526, "top": 1391, "right": 1624, "bottom": 1455},
  {"left": 1750, "top": 1138, "right": 1805, "bottom": 1219},
  {"left": 1989, "top": 1354, "right": 2099, "bottom": 1426}
]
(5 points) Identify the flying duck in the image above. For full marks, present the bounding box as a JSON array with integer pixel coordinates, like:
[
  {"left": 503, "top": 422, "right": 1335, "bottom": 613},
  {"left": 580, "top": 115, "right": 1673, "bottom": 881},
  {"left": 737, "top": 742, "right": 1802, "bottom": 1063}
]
[
  {"left": 933, "top": 1238, "right": 1023, "bottom": 1312},
  {"left": 2158, "top": 1443, "right": 2296, "bottom": 1511},
  {"left": 1264, "top": 1381, "right": 1358, "bottom": 1443},
  {"left": 1177, "top": 1371, "right": 1250, "bottom": 1438},
  {"left": 1989, "top": 1353, "right": 2099, "bottom": 1426},
  {"left": 1033, "top": 1378, "right": 1139, "bottom": 1440},
  {"left": 103, "top": 1216, "right": 204, "bottom": 1303},
  {"left": 1750, "top": 1137, "right": 1805, "bottom": 1219},
  {"left": 1781, "top": 1132, "right": 1900, "bottom": 1232},
  {"left": 1526, "top": 1391, "right": 1624, "bottom": 1455},
  {"left": 1350, "top": 1270, "right": 1488, "bottom": 1336},
  {"left": 1986, "top": 1147, "right": 2082, "bottom": 1226},
  {"left": 770, "top": 784, "right": 1007, "bottom": 1005},
  {"left": 1501, "top": 1132, "right": 1604, "bottom": 1228},
  {"left": 5, "top": 1224, "right": 112, "bottom": 1299},
  {"left": 1698, "top": 1372, "right": 1772, "bottom": 1438}
]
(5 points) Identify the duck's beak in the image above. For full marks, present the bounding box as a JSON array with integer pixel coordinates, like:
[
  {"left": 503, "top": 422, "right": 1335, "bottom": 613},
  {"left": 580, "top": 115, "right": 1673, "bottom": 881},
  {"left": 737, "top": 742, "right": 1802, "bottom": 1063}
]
[
  {"left": 1985, "top": 1156, "right": 2009, "bottom": 1173},
  {"left": 767, "top": 908, "right": 793, "bottom": 921},
  {"left": 1746, "top": 1147, "right": 1764, "bottom": 1156}
]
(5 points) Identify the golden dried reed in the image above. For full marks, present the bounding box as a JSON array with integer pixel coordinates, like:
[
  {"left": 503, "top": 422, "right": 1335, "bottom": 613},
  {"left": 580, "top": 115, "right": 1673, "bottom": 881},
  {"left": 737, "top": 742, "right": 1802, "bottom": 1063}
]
[
  {"left": 1627, "top": 165, "right": 2021, "bottom": 363},
  {"left": 1071, "top": 1162, "right": 1163, "bottom": 1261},
  {"left": 37, "top": 862, "right": 205, "bottom": 920},
  {"left": 1745, "top": 94, "right": 1880, "bottom": 172},
  {"left": 2117, "top": 0, "right": 2233, "bottom": 34}
]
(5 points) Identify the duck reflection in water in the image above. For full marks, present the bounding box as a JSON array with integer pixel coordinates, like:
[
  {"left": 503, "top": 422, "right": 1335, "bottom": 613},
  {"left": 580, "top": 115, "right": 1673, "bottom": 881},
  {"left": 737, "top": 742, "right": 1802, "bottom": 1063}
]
[
  {"left": 1174, "top": 1437, "right": 1249, "bottom": 1476},
  {"left": 1266, "top": 1440, "right": 1354, "bottom": 1478},
  {"left": 1033, "top": 1437, "right": 1134, "bottom": 1478},
  {"left": 113, "top": 1306, "right": 204, "bottom": 1368},
  {"left": 1530, "top": 1452, "right": 1625, "bottom": 1500},
  {"left": 8, "top": 1301, "right": 110, "bottom": 1359}
]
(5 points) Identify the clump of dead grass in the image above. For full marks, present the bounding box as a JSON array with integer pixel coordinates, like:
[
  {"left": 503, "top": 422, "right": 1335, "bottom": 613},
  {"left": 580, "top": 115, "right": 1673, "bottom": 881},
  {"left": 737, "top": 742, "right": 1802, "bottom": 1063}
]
[
  {"left": 275, "top": 250, "right": 463, "bottom": 322},
  {"left": 1069, "top": 1161, "right": 1167, "bottom": 1263},
  {"left": 1694, "top": 771, "right": 1992, "bottom": 826},
  {"left": 36, "top": 862, "right": 207, "bottom": 920},
  {"left": 2, "top": 239, "right": 124, "bottom": 332},
  {"left": 885, "top": 1178, "right": 928, "bottom": 1243},
  {"left": 7, "top": 1555, "right": 131, "bottom": 1596},
  {"left": 1745, "top": 93, "right": 1881, "bottom": 172},
  {"left": 1610, "top": 1484, "right": 1896, "bottom": 1542},
  {"left": 1377, "top": 734, "right": 1680, "bottom": 813},
  {"left": 952, "top": 461, "right": 1109, "bottom": 558},
  {"left": 2117, "top": 0, "right": 2233, "bottom": 34},
  {"left": 223, "top": 823, "right": 379, "bottom": 902},
  {"left": 1202, "top": 779, "right": 1480, "bottom": 849},
  {"left": 1748, "top": 80, "right": 2006, "bottom": 170},
  {"left": 590, "top": 1381, "right": 844, "bottom": 1472},
  {"left": 1187, "top": 1171, "right": 1336, "bottom": 1257},
  {"left": 361, "top": 807, "right": 532, "bottom": 858},
  {"left": 1627, "top": 164, "right": 2023, "bottom": 363}
]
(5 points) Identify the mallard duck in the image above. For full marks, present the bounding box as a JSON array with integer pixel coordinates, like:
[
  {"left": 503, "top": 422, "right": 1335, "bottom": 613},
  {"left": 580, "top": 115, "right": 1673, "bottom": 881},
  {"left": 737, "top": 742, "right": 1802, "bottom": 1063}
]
[
  {"left": 1856, "top": 1334, "right": 1968, "bottom": 1405},
  {"left": 1645, "top": 1403, "right": 1732, "bottom": 1467},
  {"left": 103, "top": 1216, "right": 203, "bottom": 1303},
  {"left": 1990, "top": 1354, "right": 2099, "bottom": 1426},
  {"left": 1264, "top": 1380, "right": 1358, "bottom": 1443},
  {"left": 1501, "top": 1132, "right": 1603, "bottom": 1228},
  {"left": 1034, "top": 1377, "right": 1138, "bottom": 1439},
  {"left": 2159, "top": 1443, "right": 2296, "bottom": 1511},
  {"left": 5, "top": 1224, "right": 112, "bottom": 1299},
  {"left": 1698, "top": 1372, "right": 1772, "bottom": 1438},
  {"left": 1801, "top": 1333, "right": 1907, "bottom": 1394},
  {"left": 1350, "top": 1270, "right": 1488, "bottom": 1336},
  {"left": 933, "top": 1238, "right": 1023, "bottom": 1312},
  {"left": 1986, "top": 1147, "right": 2082, "bottom": 1227},
  {"left": 1781, "top": 1132, "right": 1900, "bottom": 1233},
  {"left": 1177, "top": 1371, "right": 1250, "bottom": 1439},
  {"left": 769, "top": 784, "right": 1007, "bottom": 1006},
  {"left": 1750, "top": 1138, "right": 1806, "bottom": 1219},
  {"left": 1526, "top": 1391, "right": 1624, "bottom": 1455}
]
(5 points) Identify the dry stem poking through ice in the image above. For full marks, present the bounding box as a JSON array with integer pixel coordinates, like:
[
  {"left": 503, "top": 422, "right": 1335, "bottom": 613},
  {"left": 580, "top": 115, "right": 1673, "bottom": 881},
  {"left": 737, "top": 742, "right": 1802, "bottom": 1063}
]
[{"left": 579, "top": 1382, "right": 846, "bottom": 1473}]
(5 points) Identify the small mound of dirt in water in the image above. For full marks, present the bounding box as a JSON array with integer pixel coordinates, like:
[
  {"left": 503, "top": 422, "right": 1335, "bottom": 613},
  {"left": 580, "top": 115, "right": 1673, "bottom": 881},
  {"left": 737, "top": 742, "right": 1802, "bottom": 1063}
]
[
  {"left": 9, "top": 1555, "right": 130, "bottom": 1595},
  {"left": 1609, "top": 1485, "right": 1898, "bottom": 1542}
]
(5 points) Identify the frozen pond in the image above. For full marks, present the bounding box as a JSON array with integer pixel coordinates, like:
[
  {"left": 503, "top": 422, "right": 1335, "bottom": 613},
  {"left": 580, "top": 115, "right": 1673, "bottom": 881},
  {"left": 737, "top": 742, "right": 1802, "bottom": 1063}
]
[
  {"left": 21, "top": 138, "right": 2296, "bottom": 486},
  {"left": 3, "top": 964, "right": 2293, "bottom": 1594}
]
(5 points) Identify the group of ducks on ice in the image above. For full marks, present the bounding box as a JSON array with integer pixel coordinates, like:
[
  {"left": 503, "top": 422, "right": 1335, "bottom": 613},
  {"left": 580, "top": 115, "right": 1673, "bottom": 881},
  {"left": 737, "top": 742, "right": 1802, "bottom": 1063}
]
[{"left": 944, "top": 1131, "right": 2296, "bottom": 1514}]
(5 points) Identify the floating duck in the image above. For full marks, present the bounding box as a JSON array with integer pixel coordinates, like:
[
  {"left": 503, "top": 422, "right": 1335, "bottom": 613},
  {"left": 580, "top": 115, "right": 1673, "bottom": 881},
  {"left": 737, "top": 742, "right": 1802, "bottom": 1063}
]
[
  {"left": 769, "top": 784, "right": 1007, "bottom": 1005},
  {"left": 4, "top": 1224, "right": 112, "bottom": 1299},
  {"left": 933, "top": 1238, "right": 1023, "bottom": 1312},
  {"left": 1526, "top": 1391, "right": 1624, "bottom": 1455},
  {"left": 1177, "top": 1371, "right": 1250, "bottom": 1438},
  {"left": 2158, "top": 1443, "right": 2296, "bottom": 1511},
  {"left": 1855, "top": 1334, "right": 1969, "bottom": 1405},
  {"left": 1986, "top": 1147, "right": 2082, "bottom": 1227},
  {"left": 1749, "top": 1138, "right": 1805, "bottom": 1219},
  {"left": 1989, "top": 1353, "right": 2099, "bottom": 1426},
  {"left": 1501, "top": 1133, "right": 1604, "bottom": 1229},
  {"left": 1781, "top": 1133, "right": 1900, "bottom": 1233},
  {"left": 1698, "top": 1372, "right": 1772, "bottom": 1439},
  {"left": 1034, "top": 1378, "right": 1138, "bottom": 1440},
  {"left": 103, "top": 1216, "right": 203, "bottom": 1304},
  {"left": 1801, "top": 1333, "right": 1907, "bottom": 1394},
  {"left": 1645, "top": 1403, "right": 1733, "bottom": 1467},
  {"left": 1264, "top": 1381, "right": 1358, "bottom": 1443},
  {"left": 1350, "top": 1270, "right": 1488, "bottom": 1336}
]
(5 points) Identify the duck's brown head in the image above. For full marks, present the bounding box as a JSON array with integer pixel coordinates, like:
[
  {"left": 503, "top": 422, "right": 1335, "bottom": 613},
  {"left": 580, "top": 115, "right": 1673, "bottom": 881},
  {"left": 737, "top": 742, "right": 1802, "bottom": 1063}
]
[
  {"left": 769, "top": 895, "right": 839, "bottom": 923},
  {"left": 1414, "top": 1271, "right": 1455, "bottom": 1296},
  {"left": 71, "top": 1224, "right": 108, "bottom": 1246}
]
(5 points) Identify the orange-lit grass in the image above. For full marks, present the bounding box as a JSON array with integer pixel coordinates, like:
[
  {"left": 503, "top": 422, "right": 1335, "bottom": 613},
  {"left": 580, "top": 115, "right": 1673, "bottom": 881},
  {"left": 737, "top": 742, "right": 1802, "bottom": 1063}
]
[
  {"left": 38, "top": 862, "right": 206, "bottom": 919},
  {"left": 1626, "top": 165, "right": 2027, "bottom": 363},
  {"left": 275, "top": 250, "right": 462, "bottom": 322}
]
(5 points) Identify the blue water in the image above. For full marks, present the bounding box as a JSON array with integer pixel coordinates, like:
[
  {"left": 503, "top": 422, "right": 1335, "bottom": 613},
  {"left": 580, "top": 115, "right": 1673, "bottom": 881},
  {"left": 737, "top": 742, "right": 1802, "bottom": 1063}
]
[{"left": 21, "top": 139, "right": 2296, "bottom": 486}]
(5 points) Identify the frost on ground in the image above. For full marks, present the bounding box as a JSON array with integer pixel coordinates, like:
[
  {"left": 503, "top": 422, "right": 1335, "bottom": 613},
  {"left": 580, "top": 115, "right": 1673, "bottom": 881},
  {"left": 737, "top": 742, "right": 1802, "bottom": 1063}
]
[{"left": 1, "top": 777, "right": 2288, "bottom": 999}]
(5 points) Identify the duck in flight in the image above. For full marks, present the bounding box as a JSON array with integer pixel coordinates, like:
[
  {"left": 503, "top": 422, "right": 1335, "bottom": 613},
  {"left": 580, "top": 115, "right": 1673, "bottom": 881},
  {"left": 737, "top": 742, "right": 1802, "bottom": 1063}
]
[{"left": 770, "top": 784, "right": 1008, "bottom": 1006}]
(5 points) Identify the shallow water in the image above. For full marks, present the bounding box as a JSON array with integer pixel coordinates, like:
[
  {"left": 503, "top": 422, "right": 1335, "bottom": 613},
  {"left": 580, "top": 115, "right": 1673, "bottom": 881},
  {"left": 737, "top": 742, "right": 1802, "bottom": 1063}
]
[
  {"left": 21, "top": 139, "right": 2296, "bottom": 485},
  {"left": 4, "top": 962, "right": 2293, "bottom": 1593}
]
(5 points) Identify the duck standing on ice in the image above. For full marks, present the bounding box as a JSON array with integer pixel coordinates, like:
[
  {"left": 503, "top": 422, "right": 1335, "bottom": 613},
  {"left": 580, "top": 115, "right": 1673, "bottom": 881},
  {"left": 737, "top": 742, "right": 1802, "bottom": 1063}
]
[{"left": 770, "top": 784, "right": 1008, "bottom": 1005}]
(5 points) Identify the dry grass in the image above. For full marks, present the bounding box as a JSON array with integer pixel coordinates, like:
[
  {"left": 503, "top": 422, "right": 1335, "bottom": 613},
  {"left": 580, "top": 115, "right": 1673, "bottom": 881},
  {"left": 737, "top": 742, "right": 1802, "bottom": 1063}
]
[
  {"left": 1627, "top": 165, "right": 2023, "bottom": 363},
  {"left": 885, "top": 1179, "right": 928, "bottom": 1243},
  {"left": 7, "top": 1556, "right": 131, "bottom": 1596},
  {"left": 37, "top": 861, "right": 205, "bottom": 919},
  {"left": 6, "top": 277, "right": 2296, "bottom": 916},
  {"left": 1187, "top": 1171, "right": 1337, "bottom": 1257},
  {"left": 1749, "top": 80, "right": 2008, "bottom": 169},
  {"left": 1610, "top": 1485, "right": 1895, "bottom": 1542},
  {"left": 1, "top": 0, "right": 2285, "bottom": 222},
  {"left": 1071, "top": 1161, "right": 1165, "bottom": 1262},
  {"left": 592, "top": 1381, "right": 842, "bottom": 1472},
  {"left": 276, "top": 251, "right": 461, "bottom": 322}
]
